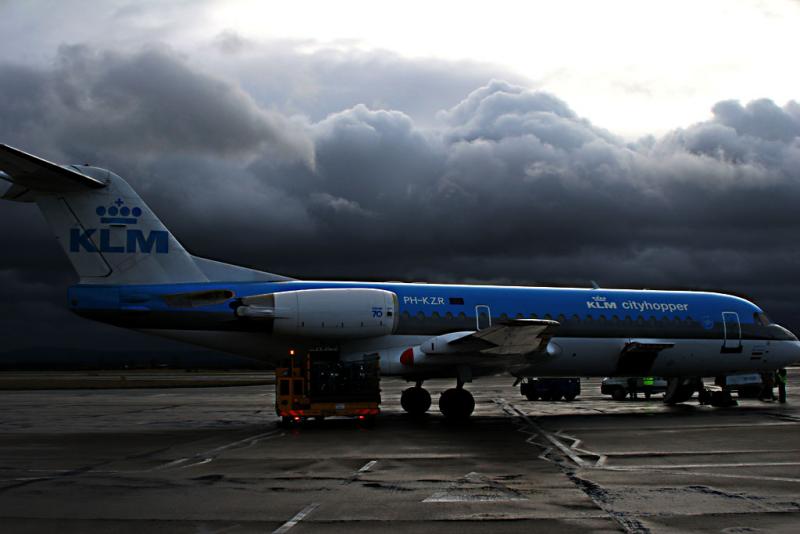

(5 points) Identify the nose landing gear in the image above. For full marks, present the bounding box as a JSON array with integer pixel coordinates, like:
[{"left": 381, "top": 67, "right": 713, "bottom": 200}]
[{"left": 699, "top": 387, "right": 737, "bottom": 407}]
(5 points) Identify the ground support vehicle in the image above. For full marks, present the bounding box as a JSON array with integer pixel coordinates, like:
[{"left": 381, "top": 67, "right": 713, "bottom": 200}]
[
  {"left": 697, "top": 373, "right": 763, "bottom": 405},
  {"left": 520, "top": 377, "right": 580, "bottom": 401},
  {"left": 276, "top": 351, "right": 380, "bottom": 426},
  {"left": 601, "top": 377, "right": 668, "bottom": 400}
]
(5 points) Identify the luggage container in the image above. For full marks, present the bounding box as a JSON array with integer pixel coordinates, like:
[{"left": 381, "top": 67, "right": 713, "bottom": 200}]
[{"left": 275, "top": 351, "right": 380, "bottom": 426}]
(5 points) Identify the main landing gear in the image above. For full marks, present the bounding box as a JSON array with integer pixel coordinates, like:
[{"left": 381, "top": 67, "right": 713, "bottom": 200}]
[
  {"left": 400, "top": 380, "right": 475, "bottom": 420},
  {"left": 439, "top": 386, "right": 475, "bottom": 420},
  {"left": 401, "top": 382, "right": 431, "bottom": 416}
]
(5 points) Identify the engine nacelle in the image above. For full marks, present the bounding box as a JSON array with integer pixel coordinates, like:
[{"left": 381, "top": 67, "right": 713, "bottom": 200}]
[{"left": 237, "top": 288, "right": 398, "bottom": 339}]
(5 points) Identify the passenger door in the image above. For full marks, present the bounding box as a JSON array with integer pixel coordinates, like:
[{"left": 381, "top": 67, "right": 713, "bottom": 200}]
[
  {"left": 722, "top": 311, "right": 742, "bottom": 353},
  {"left": 475, "top": 305, "right": 492, "bottom": 331}
]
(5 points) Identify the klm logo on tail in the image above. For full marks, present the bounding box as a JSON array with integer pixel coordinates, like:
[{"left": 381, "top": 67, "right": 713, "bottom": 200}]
[{"left": 69, "top": 199, "right": 169, "bottom": 254}]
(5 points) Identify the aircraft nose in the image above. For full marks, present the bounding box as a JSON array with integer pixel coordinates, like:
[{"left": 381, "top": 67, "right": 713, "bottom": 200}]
[
  {"left": 789, "top": 340, "right": 800, "bottom": 365},
  {"left": 775, "top": 323, "right": 799, "bottom": 341}
]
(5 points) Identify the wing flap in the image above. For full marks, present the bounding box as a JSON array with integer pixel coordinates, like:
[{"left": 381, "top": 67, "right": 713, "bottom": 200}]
[
  {"left": 450, "top": 319, "right": 560, "bottom": 356},
  {"left": 0, "top": 144, "right": 106, "bottom": 193}
]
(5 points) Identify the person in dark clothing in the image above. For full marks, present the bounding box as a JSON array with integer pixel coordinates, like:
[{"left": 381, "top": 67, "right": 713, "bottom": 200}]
[
  {"left": 777, "top": 368, "right": 787, "bottom": 404},
  {"left": 760, "top": 372, "right": 775, "bottom": 401}
]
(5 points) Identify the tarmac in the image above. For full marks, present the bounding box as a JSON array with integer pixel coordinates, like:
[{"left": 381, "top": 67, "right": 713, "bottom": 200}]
[{"left": 0, "top": 369, "right": 798, "bottom": 533}]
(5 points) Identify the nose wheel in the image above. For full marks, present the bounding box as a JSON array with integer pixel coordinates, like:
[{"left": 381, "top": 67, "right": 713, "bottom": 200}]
[
  {"left": 401, "top": 385, "right": 432, "bottom": 416},
  {"left": 439, "top": 387, "right": 475, "bottom": 420}
]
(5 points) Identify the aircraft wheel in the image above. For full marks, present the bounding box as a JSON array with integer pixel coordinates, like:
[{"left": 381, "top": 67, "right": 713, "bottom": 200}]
[
  {"left": 439, "top": 388, "right": 475, "bottom": 420},
  {"left": 401, "top": 386, "right": 431, "bottom": 416},
  {"left": 525, "top": 392, "right": 539, "bottom": 401}
]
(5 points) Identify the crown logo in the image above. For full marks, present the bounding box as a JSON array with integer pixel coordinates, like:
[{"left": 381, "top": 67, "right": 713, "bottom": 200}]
[{"left": 96, "top": 198, "right": 142, "bottom": 224}]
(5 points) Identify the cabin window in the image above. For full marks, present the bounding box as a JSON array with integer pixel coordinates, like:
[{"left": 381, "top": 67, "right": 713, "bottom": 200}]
[
  {"left": 449, "top": 297, "right": 464, "bottom": 305},
  {"left": 754, "top": 312, "right": 771, "bottom": 326},
  {"left": 280, "top": 380, "right": 290, "bottom": 396}
]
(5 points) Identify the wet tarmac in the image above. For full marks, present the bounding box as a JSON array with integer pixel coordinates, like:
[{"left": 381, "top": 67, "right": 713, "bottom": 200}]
[{"left": 0, "top": 370, "right": 798, "bottom": 533}]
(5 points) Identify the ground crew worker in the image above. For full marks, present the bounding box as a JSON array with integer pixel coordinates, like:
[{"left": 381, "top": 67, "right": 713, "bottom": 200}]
[
  {"left": 760, "top": 372, "right": 775, "bottom": 401},
  {"left": 777, "top": 368, "right": 787, "bottom": 404}
]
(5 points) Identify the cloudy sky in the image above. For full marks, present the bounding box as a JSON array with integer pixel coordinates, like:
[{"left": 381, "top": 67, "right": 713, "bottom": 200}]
[{"left": 1, "top": 0, "right": 800, "bottom": 353}]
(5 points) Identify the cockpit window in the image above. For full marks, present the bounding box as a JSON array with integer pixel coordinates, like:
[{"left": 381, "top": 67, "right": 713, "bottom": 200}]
[{"left": 754, "top": 312, "right": 772, "bottom": 326}]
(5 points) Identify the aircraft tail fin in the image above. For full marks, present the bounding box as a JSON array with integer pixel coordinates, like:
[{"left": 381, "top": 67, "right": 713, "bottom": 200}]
[{"left": 1, "top": 144, "right": 207, "bottom": 285}]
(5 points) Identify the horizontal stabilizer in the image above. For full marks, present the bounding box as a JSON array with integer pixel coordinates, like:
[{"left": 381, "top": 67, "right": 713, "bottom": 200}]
[{"left": 0, "top": 144, "right": 106, "bottom": 194}]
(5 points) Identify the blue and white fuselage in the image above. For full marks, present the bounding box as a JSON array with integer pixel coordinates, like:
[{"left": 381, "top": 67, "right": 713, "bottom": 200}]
[{"left": 68, "top": 280, "right": 799, "bottom": 379}]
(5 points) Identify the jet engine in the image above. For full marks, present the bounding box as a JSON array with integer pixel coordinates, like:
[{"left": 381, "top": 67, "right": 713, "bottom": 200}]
[{"left": 236, "top": 288, "right": 398, "bottom": 339}]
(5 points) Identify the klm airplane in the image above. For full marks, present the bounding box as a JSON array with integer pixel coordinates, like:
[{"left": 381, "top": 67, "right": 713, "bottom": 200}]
[{"left": 2, "top": 144, "right": 798, "bottom": 419}]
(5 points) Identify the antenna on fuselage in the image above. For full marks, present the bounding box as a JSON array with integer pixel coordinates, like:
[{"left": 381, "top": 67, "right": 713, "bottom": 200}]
[{"left": 590, "top": 280, "right": 600, "bottom": 289}]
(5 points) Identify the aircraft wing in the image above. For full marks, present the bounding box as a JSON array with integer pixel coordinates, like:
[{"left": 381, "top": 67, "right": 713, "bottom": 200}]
[
  {"left": 448, "top": 319, "right": 560, "bottom": 356},
  {"left": 0, "top": 144, "right": 106, "bottom": 196}
]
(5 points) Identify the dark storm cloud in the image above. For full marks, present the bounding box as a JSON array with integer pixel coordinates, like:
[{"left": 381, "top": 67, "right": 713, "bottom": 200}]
[
  {"left": 0, "top": 45, "right": 314, "bottom": 165},
  {"left": 2, "top": 44, "right": 800, "bottom": 350}
]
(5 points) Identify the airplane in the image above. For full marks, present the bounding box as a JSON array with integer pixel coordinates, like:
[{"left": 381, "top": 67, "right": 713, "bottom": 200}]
[{"left": 2, "top": 143, "right": 798, "bottom": 419}]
